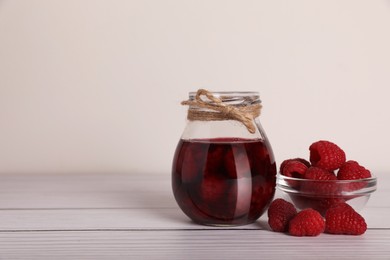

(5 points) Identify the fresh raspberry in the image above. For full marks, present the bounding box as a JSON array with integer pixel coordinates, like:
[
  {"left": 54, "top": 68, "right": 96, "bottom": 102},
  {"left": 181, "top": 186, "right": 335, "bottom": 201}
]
[
  {"left": 309, "top": 140, "right": 346, "bottom": 171},
  {"left": 337, "top": 160, "right": 371, "bottom": 191},
  {"left": 325, "top": 203, "right": 367, "bottom": 235},
  {"left": 267, "top": 199, "right": 297, "bottom": 232},
  {"left": 281, "top": 160, "right": 309, "bottom": 178},
  {"left": 337, "top": 160, "right": 371, "bottom": 180},
  {"left": 304, "top": 167, "right": 337, "bottom": 181},
  {"left": 280, "top": 158, "right": 310, "bottom": 174},
  {"left": 289, "top": 208, "right": 325, "bottom": 236},
  {"left": 302, "top": 167, "right": 337, "bottom": 194}
]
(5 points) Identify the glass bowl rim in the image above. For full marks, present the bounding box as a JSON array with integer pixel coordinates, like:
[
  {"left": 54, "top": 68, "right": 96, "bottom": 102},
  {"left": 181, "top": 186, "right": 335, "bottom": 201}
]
[
  {"left": 276, "top": 173, "right": 377, "bottom": 183},
  {"left": 276, "top": 173, "right": 377, "bottom": 197}
]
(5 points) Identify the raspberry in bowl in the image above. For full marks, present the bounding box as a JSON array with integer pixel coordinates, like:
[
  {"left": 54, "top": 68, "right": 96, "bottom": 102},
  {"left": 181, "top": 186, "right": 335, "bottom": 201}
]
[
  {"left": 277, "top": 174, "right": 377, "bottom": 216},
  {"left": 276, "top": 140, "right": 377, "bottom": 216}
]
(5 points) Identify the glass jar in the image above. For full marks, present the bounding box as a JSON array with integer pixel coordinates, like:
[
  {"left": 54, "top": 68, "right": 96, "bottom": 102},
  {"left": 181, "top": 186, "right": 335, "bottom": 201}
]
[{"left": 172, "top": 90, "right": 276, "bottom": 226}]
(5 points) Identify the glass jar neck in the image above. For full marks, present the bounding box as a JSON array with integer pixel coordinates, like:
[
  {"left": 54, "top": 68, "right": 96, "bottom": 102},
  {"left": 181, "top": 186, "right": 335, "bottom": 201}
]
[{"left": 187, "top": 91, "right": 261, "bottom": 111}]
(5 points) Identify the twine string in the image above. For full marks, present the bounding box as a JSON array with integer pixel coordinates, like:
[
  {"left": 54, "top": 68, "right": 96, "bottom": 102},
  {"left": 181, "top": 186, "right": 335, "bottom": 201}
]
[{"left": 181, "top": 89, "right": 261, "bottom": 134}]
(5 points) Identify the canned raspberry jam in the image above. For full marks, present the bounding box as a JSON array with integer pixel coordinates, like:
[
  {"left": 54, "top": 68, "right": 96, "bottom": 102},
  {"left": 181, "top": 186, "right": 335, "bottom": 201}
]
[{"left": 172, "top": 90, "right": 276, "bottom": 226}]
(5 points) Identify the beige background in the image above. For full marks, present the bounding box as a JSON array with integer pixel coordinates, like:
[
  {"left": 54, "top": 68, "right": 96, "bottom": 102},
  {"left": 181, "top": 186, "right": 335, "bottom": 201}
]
[{"left": 0, "top": 0, "right": 389, "bottom": 174}]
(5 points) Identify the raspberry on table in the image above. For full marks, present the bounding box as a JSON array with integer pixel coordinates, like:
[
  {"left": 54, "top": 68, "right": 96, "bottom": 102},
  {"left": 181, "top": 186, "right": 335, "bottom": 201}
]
[
  {"left": 288, "top": 208, "right": 325, "bottom": 236},
  {"left": 267, "top": 198, "right": 297, "bottom": 232},
  {"left": 309, "top": 140, "right": 346, "bottom": 171},
  {"left": 325, "top": 203, "right": 367, "bottom": 235},
  {"left": 337, "top": 160, "right": 371, "bottom": 180}
]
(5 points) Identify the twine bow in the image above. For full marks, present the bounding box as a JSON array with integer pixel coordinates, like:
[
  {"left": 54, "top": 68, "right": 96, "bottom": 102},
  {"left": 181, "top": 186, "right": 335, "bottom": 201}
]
[{"left": 181, "top": 89, "right": 261, "bottom": 134}]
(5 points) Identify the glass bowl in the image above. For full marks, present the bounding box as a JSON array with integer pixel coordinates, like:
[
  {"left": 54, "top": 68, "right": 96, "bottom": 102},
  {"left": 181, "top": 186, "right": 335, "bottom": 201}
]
[{"left": 276, "top": 174, "right": 377, "bottom": 216}]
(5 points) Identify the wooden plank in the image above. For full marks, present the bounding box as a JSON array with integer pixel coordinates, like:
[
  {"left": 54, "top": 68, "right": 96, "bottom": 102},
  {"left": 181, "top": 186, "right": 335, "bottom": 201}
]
[
  {"left": 0, "top": 230, "right": 389, "bottom": 260},
  {"left": 0, "top": 190, "right": 177, "bottom": 209},
  {"left": 0, "top": 208, "right": 263, "bottom": 231},
  {"left": 0, "top": 207, "right": 388, "bottom": 231},
  {"left": 0, "top": 173, "right": 177, "bottom": 209}
]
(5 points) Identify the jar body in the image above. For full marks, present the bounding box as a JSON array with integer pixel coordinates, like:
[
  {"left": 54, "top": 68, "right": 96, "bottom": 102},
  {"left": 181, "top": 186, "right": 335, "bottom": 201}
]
[{"left": 172, "top": 92, "right": 276, "bottom": 226}]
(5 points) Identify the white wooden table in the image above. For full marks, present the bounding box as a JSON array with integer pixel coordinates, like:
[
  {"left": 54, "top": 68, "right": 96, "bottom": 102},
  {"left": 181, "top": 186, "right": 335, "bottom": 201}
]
[{"left": 0, "top": 172, "right": 388, "bottom": 259}]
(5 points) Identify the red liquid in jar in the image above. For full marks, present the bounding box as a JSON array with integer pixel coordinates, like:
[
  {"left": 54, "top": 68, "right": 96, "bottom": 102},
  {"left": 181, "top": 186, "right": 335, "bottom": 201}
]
[{"left": 172, "top": 138, "right": 276, "bottom": 225}]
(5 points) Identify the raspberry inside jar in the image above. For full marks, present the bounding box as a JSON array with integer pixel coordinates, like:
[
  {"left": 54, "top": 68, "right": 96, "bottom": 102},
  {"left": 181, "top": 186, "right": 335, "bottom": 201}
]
[{"left": 172, "top": 137, "right": 276, "bottom": 226}]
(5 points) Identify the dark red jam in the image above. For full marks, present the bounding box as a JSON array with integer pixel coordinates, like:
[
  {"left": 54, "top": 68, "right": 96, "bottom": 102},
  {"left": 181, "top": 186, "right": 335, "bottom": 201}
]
[{"left": 172, "top": 138, "right": 276, "bottom": 225}]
